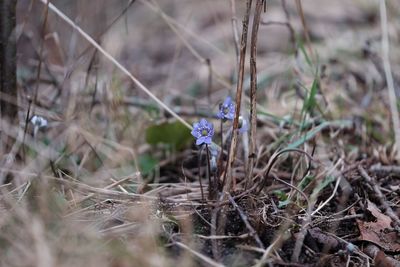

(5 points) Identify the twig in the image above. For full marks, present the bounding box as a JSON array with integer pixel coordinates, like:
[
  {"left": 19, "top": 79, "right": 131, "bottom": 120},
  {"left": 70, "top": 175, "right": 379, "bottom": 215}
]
[
  {"left": 247, "top": 0, "right": 264, "bottom": 188},
  {"left": 196, "top": 233, "right": 250, "bottom": 240},
  {"left": 228, "top": 194, "right": 264, "bottom": 249},
  {"left": 380, "top": 0, "right": 400, "bottom": 160},
  {"left": 38, "top": 0, "right": 191, "bottom": 130},
  {"left": 325, "top": 214, "right": 364, "bottom": 223},
  {"left": 358, "top": 166, "right": 400, "bottom": 229},
  {"left": 174, "top": 241, "right": 225, "bottom": 267},
  {"left": 370, "top": 163, "right": 400, "bottom": 175}
]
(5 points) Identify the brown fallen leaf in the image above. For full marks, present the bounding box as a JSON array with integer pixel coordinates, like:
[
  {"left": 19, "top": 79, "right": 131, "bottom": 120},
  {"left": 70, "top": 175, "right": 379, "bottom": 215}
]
[
  {"left": 364, "top": 244, "right": 400, "bottom": 267},
  {"left": 355, "top": 200, "right": 400, "bottom": 252}
]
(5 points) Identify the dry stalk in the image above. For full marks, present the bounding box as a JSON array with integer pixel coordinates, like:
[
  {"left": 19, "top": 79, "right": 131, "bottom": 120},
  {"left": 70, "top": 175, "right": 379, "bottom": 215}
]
[
  {"left": 247, "top": 0, "right": 264, "bottom": 189},
  {"left": 379, "top": 0, "right": 400, "bottom": 161},
  {"left": 217, "top": 0, "right": 252, "bottom": 241},
  {"left": 223, "top": 0, "right": 252, "bottom": 194}
]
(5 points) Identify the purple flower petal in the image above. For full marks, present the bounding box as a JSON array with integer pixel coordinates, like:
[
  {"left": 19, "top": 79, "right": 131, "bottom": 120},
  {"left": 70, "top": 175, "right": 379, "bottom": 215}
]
[
  {"left": 191, "top": 118, "right": 214, "bottom": 146},
  {"left": 223, "top": 96, "right": 232, "bottom": 106},
  {"left": 217, "top": 96, "right": 235, "bottom": 121},
  {"left": 196, "top": 136, "right": 205, "bottom": 145},
  {"left": 203, "top": 136, "right": 212, "bottom": 144}
]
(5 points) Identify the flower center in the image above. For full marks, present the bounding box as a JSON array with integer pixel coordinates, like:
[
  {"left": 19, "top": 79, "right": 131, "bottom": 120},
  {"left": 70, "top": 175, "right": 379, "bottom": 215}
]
[
  {"left": 201, "top": 129, "right": 208, "bottom": 136},
  {"left": 223, "top": 107, "right": 229, "bottom": 114}
]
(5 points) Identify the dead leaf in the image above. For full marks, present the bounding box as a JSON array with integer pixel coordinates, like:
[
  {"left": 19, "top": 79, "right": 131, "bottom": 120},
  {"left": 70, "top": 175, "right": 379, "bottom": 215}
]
[
  {"left": 364, "top": 244, "right": 400, "bottom": 267},
  {"left": 355, "top": 200, "right": 400, "bottom": 252}
]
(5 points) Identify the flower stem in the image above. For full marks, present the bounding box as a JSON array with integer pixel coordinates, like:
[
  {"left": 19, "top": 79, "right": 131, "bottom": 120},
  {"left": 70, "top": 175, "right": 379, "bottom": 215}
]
[
  {"left": 221, "top": 130, "right": 233, "bottom": 189},
  {"left": 205, "top": 144, "right": 213, "bottom": 200},
  {"left": 198, "top": 148, "right": 205, "bottom": 202},
  {"left": 217, "top": 120, "right": 224, "bottom": 177}
]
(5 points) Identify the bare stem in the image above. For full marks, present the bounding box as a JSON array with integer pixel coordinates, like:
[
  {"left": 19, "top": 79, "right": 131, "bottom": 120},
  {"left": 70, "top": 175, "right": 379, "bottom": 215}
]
[
  {"left": 247, "top": 0, "right": 264, "bottom": 189},
  {"left": 224, "top": 0, "right": 253, "bottom": 194}
]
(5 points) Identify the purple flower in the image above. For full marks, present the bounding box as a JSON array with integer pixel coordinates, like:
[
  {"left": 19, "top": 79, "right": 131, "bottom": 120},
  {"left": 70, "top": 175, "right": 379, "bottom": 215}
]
[
  {"left": 191, "top": 119, "right": 214, "bottom": 145},
  {"left": 217, "top": 96, "right": 235, "bottom": 121},
  {"left": 238, "top": 116, "right": 249, "bottom": 133}
]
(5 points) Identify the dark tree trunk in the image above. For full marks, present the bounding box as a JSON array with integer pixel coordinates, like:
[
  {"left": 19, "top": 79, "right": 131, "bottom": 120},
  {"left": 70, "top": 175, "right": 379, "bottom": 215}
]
[{"left": 0, "top": 0, "right": 18, "bottom": 122}]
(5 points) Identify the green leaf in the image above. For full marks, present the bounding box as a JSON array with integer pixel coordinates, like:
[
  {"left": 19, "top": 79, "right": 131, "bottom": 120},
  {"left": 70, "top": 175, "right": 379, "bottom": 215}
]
[
  {"left": 187, "top": 82, "right": 202, "bottom": 97},
  {"left": 299, "top": 41, "right": 313, "bottom": 69},
  {"left": 305, "top": 78, "right": 318, "bottom": 114},
  {"left": 138, "top": 154, "right": 158, "bottom": 175},
  {"left": 273, "top": 190, "right": 288, "bottom": 201},
  {"left": 278, "top": 199, "right": 291, "bottom": 208},
  {"left": 145, "top": 121, "right": 192, "bottom": 150},
  {"left": 298, "top": 175, "right": 315, "bottom": 190},
  {"left": 311, "top": 175, "right": 336, "bottom": 198},
  {"left": 287, "top": 120, "right": 353, "bottom": 149}
]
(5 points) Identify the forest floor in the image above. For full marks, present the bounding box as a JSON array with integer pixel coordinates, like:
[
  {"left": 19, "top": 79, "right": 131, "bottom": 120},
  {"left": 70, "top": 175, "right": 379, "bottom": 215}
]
[{"left": 1, "top": 0, "right": 400, "bottom": 266}]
